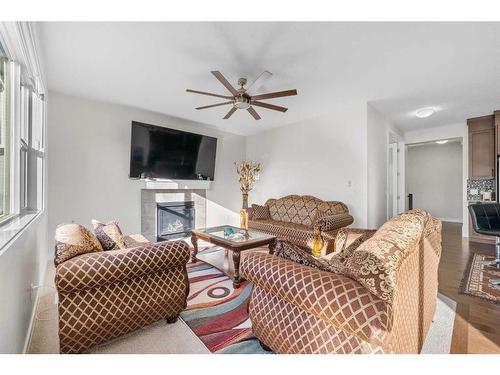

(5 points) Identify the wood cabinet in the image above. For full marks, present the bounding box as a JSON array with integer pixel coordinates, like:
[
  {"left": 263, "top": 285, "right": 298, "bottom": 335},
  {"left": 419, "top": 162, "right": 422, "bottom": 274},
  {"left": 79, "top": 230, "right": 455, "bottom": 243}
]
[
  {"left": 468, "top": 115, "right": 495, "bottom": 179},
  {"left": 468, "top": 114, "right": 496, "bottom": 244}
]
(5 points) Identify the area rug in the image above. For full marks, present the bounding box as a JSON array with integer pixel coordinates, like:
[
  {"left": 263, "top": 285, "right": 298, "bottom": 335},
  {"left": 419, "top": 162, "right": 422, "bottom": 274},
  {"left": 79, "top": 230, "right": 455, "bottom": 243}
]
[
  {"left": 180, "top": 244, "right": 456, "bottom": 354},
  {"left": 179, "top": 243, "right": 270, "bottom": 354},
  {"left": 459, "top": 250, "right": 500, "bottom": 305}
]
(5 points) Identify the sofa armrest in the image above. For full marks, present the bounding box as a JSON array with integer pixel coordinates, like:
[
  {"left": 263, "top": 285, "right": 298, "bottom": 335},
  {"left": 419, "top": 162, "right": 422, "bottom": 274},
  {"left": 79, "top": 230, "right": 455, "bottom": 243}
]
[
  {"left": 314, "top": 213, "right": 354, "bottom": 232},
  {"left": 241, "top": 252, "right": 390, "bottom": 339},
  {"left": 55, "top": 240, "right": 190, "bottom": 293}
]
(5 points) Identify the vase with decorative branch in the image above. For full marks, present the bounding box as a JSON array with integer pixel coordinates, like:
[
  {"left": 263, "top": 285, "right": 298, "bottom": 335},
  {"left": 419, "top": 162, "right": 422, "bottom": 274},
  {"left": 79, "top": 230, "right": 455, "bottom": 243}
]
[{"left": 235, "top": 161, "right": 261, "bottom": 230}]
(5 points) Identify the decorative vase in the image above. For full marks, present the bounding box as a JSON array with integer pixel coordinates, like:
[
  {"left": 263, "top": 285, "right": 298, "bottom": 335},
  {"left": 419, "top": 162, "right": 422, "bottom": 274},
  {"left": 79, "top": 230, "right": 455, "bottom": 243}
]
[
  {"left": 241, "top": 193, "right": 249, "bottom": 209},
  {"left": 312, "top": 227, "right": 324, "bottom": 258},
  {"left": 240, "top": 208, "right": 248, "bottom": 230}
]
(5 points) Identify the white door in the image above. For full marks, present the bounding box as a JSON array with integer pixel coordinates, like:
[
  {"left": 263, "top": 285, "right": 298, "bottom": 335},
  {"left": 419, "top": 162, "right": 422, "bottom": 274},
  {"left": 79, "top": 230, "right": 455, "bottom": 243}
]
[
  {"left": 397, "top": 141, "right": 406, "bottom": 214},
  {"left": 388, "top": 143, "right": 398, "bottom": 219}
]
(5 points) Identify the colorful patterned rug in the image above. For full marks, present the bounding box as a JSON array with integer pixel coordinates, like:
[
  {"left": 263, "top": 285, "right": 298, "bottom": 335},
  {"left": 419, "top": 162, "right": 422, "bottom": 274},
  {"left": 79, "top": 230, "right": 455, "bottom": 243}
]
[
  {"left": 179, "top": 243, "right": 455, "bottom": 353},
  {"left": 459, "top": 251, "right": 500, "bottom": 305},
  {"left": 179, "top": 243, "right": 271, "bottom": 354}
]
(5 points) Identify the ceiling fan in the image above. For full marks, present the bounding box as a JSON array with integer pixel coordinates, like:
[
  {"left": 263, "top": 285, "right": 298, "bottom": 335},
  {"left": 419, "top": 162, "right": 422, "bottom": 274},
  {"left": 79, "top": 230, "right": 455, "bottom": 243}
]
[{"left": 186, "top": 71, "right": 297, "bottom": 120}]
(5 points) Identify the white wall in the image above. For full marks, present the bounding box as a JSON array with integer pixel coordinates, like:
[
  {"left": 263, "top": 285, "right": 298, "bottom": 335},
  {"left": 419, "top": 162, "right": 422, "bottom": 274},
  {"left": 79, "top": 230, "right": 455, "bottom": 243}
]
[
  {"left": 47, "top": 92, "right": 245, "bottom": 246},
  {"left": 406, "top": 141, "right": 463, "bottom": 221},
  {"left": 405, "top": 123, "right": 468, "bottom": 236},
  {"left": 245, "top": 101, "right": 368, "bottom": 227},
  {"left": 0, "top": 212, "right": 48, "bottom": 353},
  {"left": 366, "top": 104, "right": 402, "bottom": 228}
]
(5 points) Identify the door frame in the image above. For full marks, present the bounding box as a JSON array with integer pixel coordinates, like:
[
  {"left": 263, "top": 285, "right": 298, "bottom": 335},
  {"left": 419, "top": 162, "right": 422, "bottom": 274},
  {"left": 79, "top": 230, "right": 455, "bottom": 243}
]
[{"left": 387, "top": 130, "right": 405, "bottom": 220}]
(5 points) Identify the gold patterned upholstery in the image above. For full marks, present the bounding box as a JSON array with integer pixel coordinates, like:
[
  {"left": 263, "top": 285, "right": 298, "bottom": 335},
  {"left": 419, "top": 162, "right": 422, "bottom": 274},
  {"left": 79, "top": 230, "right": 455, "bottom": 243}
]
[
  {"left": 241, "top": 210, "right": 442, "bottom": 354},
  {"left": 266, "top": 195, "right": 348, "bottom": 226},
  {"left": 55, "top": 233, "right": 190, "bottom": 354},
  {"left": 248, "top": 195, "right": 354, "bottom": 254}
]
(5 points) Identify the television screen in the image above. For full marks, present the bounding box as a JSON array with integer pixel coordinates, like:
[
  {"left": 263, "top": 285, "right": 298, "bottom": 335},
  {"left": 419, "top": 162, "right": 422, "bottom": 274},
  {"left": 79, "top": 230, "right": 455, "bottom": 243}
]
[{"left": 129, "top": 121, "right": 217, "bottom": 180}]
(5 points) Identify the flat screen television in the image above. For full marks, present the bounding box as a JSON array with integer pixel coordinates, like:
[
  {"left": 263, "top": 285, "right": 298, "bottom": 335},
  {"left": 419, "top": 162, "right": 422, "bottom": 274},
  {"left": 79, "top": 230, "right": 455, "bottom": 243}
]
[{"left": 129, "top": 121, "right": 217, "bottom": 180}]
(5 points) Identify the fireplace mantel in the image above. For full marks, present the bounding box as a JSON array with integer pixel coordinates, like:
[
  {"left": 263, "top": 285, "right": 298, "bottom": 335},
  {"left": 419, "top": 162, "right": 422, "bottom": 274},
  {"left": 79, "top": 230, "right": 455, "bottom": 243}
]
[{"left": 142, "top": 179, "right": 211, "bottom": 190}]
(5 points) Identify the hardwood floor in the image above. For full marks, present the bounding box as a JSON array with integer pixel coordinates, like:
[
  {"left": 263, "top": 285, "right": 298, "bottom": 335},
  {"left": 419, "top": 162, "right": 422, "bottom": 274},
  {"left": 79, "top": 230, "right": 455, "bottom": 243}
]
[{"left": 440, "top": 222, "right": 500, "bottom": 353}]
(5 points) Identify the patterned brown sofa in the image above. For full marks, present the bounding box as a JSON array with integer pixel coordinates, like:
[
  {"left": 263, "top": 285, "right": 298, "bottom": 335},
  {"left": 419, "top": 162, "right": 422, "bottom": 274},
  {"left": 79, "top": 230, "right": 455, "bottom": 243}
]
[
  {"left": 248, "top": 195, "right": 354, "bottom": 254},
  {"left": 241, "top": 210, "right": 442, "bottom": 354},
  {"left": 54, "top": 226, "right": 190, "bottom": 354}
]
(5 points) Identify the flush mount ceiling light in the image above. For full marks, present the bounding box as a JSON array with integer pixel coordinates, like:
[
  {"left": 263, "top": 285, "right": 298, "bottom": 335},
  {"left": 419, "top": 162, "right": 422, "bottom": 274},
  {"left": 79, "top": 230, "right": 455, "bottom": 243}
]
[
  {"left": 436, "top": 140, "right": 449, "bottom": 144},
  {"left": 415, "top": 107, "right": 435, "bottom": 119}
]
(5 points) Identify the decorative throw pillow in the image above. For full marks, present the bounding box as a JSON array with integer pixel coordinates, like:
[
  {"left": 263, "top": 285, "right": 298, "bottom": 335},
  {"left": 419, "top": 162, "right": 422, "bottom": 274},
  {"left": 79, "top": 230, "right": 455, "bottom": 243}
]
[
  {"left": 326, "top": 228, "right": 376, "bottom": 258},
  {"left": 323, "top": 228, "right": 376, "bottom": 273},
  {"left": 251, "top": 204, "right": 270, "bottom": 220},
  {"left": 54, "top": 223, "right": 103, "bottom": 266},
  {"left": 274, "top": 240, "right": 337, "bottom": 273},
  {"left": 343, "top": 210, "right": 428, "bottom": 303},
  {"left": 91, "top": 219, "right": 127, "bottom": 251}
]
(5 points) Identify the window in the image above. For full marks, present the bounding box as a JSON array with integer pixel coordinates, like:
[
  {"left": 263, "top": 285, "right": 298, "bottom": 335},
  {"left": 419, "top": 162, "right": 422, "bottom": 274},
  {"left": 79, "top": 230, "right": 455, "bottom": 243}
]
[
  {"left": 0, "top": 57, "right": 10, "bottom": 219},
  {"left": 0, "top": 40, "right": 45, "bottom": 225}
]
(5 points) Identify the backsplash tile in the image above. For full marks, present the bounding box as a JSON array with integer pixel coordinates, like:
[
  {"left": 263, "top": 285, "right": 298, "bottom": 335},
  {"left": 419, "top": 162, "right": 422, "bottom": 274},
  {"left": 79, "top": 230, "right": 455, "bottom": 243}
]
[{"left": 467, "top": 178, "right": 496, "bottom": 200}]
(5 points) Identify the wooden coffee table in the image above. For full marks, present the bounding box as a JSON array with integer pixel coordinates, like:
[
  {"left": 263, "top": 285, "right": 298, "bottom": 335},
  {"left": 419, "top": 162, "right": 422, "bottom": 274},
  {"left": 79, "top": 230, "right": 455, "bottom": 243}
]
[{"left": 190, "top": 225, "right": 277, "bottom": 288}]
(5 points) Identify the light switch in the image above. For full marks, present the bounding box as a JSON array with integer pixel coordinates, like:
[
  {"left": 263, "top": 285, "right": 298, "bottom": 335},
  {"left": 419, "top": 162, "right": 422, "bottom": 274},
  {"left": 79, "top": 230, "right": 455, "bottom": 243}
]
[{"left": 470, "top": 188, "right": 478, "bottom": 195}]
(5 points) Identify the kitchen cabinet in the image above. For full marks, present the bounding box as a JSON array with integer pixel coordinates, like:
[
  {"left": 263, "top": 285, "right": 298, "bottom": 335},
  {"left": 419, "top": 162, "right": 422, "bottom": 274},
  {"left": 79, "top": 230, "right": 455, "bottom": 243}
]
[{"left": 468, "top": 115, "right": 495, "bottom": 179}]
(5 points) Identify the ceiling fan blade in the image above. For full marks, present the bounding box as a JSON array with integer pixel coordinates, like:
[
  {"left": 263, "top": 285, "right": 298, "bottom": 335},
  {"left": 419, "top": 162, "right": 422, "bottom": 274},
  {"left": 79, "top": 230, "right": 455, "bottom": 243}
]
[
  {"left": 251, "top": 101, "right": 288, "bottom": 112},
  {"left": 195, "top": 101, "right": 233, "bottom": 110},
  {"left": 186, "top": 89, "right": 233, "bottom": 100},
  {"left": 251, "top": 89, "right": 298, "bottom": 101},
  {"left": 247, "top": 70, "right": 272, "bottom": 94},
  {"left": 247, "top": 106, "right": 261, "bottom": 120},
  {"left": 211, "top": 71, "right": 238, "bottom": 96},
  {"left": 223, "top": 107, "right": 237, "bottom": 119}
]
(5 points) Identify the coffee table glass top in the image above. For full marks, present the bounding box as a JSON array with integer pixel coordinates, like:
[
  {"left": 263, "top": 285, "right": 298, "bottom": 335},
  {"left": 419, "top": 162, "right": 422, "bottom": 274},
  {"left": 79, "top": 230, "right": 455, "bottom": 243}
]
[{"left": 196, "top": 225, "right": 275, "bottom": 244}]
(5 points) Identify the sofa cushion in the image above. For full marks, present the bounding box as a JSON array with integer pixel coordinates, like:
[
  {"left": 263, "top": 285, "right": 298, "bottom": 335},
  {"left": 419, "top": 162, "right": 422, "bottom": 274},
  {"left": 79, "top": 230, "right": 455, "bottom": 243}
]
[
  {"left": 55, "top": 224, "right": 103, "bottom": 266},
  {"left": 343, "top": 210, "right": 428, "bottom": 304},
  {"left": 249, "top": 219, "right": 314, "bottom": 243},
  {"left": 266, "top": 195, "right": 348, "bottom": 226},
  {"left": 122, "top": 233, "right": 150, "bottom": 248},
  {"left": 92, "top": 219, "right": 127, "bottom": 251},
  {"left": 251, "top": 204, "right": 270, "bottom": 220},
  {"left": 274, "top": 228, "right": 376, "bottom": 275}
]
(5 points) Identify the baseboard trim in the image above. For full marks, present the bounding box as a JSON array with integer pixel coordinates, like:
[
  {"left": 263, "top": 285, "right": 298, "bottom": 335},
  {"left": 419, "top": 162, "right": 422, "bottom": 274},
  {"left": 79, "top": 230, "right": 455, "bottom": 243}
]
[
  {"left": 22, "top": 260, "right": 48, "bottom": 354},
  {"left": 437, "top": 217, "right": 463, "bottom": 223}
]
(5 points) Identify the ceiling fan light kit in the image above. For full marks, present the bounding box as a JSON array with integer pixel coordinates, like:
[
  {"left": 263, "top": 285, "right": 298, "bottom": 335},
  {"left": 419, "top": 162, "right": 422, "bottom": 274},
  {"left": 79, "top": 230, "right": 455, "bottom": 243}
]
[{"left": 186, "top": 70, "right": 297, "bottom": 120}]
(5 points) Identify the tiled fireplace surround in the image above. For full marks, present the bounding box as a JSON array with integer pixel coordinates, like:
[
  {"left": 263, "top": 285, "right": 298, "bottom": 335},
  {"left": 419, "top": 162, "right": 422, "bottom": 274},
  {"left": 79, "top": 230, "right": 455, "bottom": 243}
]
[{"left": 141, "top": 189, "right": 207, "bottom": 241}]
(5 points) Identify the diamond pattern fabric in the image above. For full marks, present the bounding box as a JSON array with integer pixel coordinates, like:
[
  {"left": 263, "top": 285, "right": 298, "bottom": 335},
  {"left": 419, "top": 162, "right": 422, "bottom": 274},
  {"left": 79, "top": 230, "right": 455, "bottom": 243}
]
[
  {"left": 241, "top": 210, "right": 442, "bottom": 354},
  {"left": 241, "top": 252, "right": 391, "bottom": 343},
  {"left": 266, "top": 195, "right": 348, "bottom": 226},
  {"left": 248, "top": 195, "right": 353, "bottom": 255},
  {"left": 55, "top": 238, "right": 190, "bottom": 353}
]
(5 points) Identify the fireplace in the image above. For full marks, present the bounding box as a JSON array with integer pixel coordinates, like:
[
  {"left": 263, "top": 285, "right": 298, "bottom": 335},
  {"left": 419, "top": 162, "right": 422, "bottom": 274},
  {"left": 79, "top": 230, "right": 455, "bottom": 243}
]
[{"left": 157, "top": 201, "right": 195, "bottom": 241}]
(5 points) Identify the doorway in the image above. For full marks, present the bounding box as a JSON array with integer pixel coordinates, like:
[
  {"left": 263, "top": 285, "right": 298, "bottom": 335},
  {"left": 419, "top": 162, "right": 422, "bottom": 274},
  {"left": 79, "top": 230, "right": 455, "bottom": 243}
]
[
  {"left": 405, "top": 138, "right": 463, "bottom": 223},
  {"left": 387, "top": 131, "right": 405, "bottom": 220}
]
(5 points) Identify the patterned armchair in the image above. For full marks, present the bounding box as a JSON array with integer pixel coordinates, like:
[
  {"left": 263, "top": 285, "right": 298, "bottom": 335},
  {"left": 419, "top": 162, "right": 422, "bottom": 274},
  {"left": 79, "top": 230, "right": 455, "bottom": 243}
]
[
  {"left": 241, "top": 210, "right": 442, "bottom": 354},
  {"left": 54, "top": 230, "right": 190, "bottom": 354},
  {"left": 248, "top": 195, "right": 354, "bottom": 254}
]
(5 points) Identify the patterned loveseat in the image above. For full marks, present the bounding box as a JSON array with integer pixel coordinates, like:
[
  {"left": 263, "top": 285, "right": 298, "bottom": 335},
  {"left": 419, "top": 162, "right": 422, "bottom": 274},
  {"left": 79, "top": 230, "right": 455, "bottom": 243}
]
[
  {"left": 54, "top": 226, "right": 190, "bottom": 354},
  {"left": 248, "top": 195, "right": 354, "bottom": 254},
  {"left": 241, "top": 210, "right": 442, "bottom": 354}
]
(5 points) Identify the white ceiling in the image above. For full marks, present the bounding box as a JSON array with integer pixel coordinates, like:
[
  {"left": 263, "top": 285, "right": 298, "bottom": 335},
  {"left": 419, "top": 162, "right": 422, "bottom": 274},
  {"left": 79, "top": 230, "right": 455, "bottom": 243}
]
[{"left": 39, "top": 22, "right": 500, "bottom": 135}]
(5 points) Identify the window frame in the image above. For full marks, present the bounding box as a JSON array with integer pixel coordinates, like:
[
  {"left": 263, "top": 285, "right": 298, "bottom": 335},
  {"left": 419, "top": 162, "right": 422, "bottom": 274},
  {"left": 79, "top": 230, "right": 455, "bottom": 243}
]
[{"left": 0, "top": 45, "right": 46, "bottom": 229}]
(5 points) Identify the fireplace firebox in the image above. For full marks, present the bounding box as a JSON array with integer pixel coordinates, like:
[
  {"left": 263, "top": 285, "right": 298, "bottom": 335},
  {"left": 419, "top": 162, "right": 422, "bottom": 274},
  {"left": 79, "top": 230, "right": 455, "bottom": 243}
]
[{"left": 156, "top": 201, "right": 195, "bottom": 241}]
